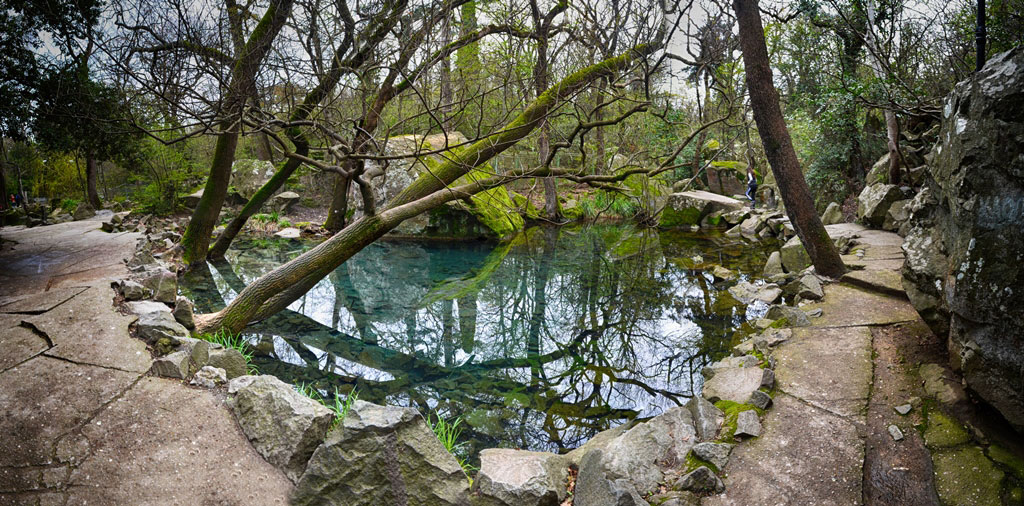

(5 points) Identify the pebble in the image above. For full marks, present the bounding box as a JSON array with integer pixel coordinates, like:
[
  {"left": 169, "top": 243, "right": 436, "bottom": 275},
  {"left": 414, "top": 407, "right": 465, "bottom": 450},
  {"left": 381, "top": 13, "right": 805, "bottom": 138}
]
[
  {"left": 888, "top": 424, "right": 904, "bottom": 441},
  {"left": 894, "top": 404, "right": 912, "bottom": 415}
]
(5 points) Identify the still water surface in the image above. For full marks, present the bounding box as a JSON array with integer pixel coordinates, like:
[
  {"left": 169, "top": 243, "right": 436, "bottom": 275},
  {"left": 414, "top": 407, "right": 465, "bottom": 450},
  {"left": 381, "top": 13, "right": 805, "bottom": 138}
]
[{"left": 182, "top": 225, "right": 777, "bottom": 461}]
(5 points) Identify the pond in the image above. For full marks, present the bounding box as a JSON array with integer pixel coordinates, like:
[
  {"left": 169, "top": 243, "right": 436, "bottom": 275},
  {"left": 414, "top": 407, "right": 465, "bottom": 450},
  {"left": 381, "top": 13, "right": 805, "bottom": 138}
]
[{"left": 181, "top": 225, "right": 778, "bottom": 463}]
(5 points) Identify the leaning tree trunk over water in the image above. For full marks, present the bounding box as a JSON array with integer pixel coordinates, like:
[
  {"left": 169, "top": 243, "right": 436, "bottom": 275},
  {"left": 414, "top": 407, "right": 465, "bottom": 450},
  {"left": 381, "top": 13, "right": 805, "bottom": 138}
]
[
  {"left": 179, "top": 0, "right": 294, "bottom": 266},
  {"left": 733, "top": 0, "right": 845, "bottom": 279},
  {"left": 196, "top": 44, "right": 656, "bottom": 335}
]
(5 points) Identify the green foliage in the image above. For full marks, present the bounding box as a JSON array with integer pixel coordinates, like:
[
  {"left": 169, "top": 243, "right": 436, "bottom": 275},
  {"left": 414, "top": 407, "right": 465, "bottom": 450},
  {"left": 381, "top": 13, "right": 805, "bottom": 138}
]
[
  {"left": 713, "top": 400, "right": 764, "bottom": 443},
  {"left": 197, "top": 329, "right": 258, "bottom": 374},
  {"left": 428, "top": 411, "right": 475, "bottom": 478},
  {"left": 58, "top": 198, "right": 79, "bottom": 212},
  {"left": 293, "top": 383, "right": 359, "bottom": 431}
]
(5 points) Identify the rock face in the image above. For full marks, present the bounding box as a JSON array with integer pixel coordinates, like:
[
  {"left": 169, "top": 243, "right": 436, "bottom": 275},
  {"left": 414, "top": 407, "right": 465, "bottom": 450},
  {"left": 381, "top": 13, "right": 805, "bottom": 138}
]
[
  {"left": 659, "top": 191, "right": 746, "bottom": 228},
  {"left": 821, "top": 202, "right": 843, "bottom": 225},
  {"left": 573, "top": 407, "right": 698, "bottom": 504},
  {"left": 471, "top": 449, "right": 568, "bottom": 506},
  {"left": 901, "top": 47, "right": 1024, "bottom": 431},
  {"left": 229, "top": 375, "right": 335, "bottom": 482},
  {"left": 857, "top": 183, "right": 903, "bottom": 227},
  {"left": 293, "top": 400, "right": 469, "bottom": 505}
]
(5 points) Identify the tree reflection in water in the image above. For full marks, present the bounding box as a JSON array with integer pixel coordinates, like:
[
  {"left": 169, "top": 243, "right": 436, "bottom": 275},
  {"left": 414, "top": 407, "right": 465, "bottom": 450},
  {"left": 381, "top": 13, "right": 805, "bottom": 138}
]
[{"left": 181, "top": 225, "right": 776, "bottom": 460}]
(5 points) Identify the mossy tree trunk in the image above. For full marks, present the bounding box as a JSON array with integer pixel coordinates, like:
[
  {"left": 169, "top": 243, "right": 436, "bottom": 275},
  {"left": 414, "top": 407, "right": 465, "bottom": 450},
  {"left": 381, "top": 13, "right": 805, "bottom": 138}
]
[
  {"left": 85, "top": 155, "right": 101, "bottom": 209},
  {"left": 733, "top": 0, "right": 846, "bottom": 279},
  {"left": 179, "top": 0, "right": 294, "bottom": 266},
  {"left": 196, "top": 43, "right": 657, "bottom": 335}
]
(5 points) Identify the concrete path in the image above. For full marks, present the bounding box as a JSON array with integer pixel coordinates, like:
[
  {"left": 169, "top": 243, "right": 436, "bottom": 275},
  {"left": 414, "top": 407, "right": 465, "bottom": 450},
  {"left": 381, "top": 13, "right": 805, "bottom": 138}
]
[
  {"left": 0, "top": 219, "right": 292, "bottom": 505},
  {"left": 706, "top": 225, "right": 928, "bottom": 506}
]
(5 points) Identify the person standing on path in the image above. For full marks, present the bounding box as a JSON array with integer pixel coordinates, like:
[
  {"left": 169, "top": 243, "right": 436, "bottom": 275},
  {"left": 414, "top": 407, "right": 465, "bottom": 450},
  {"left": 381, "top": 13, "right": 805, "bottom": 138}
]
[{"left": 745, "top": 166, "right": 758, "bottom": 208}]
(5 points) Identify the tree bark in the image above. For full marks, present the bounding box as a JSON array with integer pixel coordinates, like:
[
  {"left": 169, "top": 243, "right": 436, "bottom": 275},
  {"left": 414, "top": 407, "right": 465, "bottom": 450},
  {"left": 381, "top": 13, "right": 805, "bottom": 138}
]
[
  {"left": 324, "top": 172, "right": 352, "bottom": 233},
  {"left": 196, "top": 43, "right": 656, "bottom": 334},
  {"left": 864, "top": 0, "right": 903, "bottom": 185},
  {"left": 85, "top": 155, "right": 102, "bottom": 209},
  {"left": 179, "top": 0, "right": 294, "bottom": 266},
  {"left": 733, "top": 0, "right": 845, "bottom": 278}
]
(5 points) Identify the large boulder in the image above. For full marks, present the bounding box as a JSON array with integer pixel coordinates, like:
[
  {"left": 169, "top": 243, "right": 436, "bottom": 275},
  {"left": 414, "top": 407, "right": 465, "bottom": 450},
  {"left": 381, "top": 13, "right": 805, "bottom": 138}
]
[
  {"left": 857, "top": 183, "right": 903, "bottom": 227},
  {"left": 471, "top": 449, "right": 568, "bottom": 506},
  {"left": 229, "top": 375, "right": 335, "bottom": 482},
  {"left": 293, "top": 400, "right": 469, "bottom": 505},
  {"left": 901, "top": 47, "right": 1024, "bottom": 431},
  {"left": 659, "top": 191, "right": 745, "bottom": 228},
  {"left": 272, "top": 191, "right": 301, "bottom": 213},
  {"left": 573, "top": 407, "right": 698, "bottom": 504},
  {"left": 231, "top": 159, "right": 277, "bottom": 199},
  {"left": 780, "top": 235, "right": 811, "bottom": 273},
  {"left": 701, "top": 367, "right": 765, "bottom": 404},
  {"left": 821, "top": 202, "right": 843, "bottom": 225},
  {"left": 142, "top": 268, "right": 177, "bottom": 304}
]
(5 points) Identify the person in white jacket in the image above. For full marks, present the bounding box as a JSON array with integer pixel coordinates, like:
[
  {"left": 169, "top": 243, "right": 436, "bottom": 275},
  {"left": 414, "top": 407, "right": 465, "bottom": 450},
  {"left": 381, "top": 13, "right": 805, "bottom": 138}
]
[{"left": 745, "top": 167, "right": 758, "bottom": 208}]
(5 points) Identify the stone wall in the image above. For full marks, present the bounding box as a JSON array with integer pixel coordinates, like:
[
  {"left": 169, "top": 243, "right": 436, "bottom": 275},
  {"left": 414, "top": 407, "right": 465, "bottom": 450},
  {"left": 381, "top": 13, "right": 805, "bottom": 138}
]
[{"left": 901, "top": 47, "right": 1024, "bottom": 431}]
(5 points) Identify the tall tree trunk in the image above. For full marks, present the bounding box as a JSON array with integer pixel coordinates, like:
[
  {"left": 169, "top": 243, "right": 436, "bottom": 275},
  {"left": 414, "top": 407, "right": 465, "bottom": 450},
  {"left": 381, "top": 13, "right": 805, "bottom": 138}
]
[
  {"left": 593, "top": 78, "right": 606, "bottom": 174},
  {"left": 195, "top": 44, "right": 656, "bottom": 335},
  {"left": 0, "top": 142, "right": 9, "bottom": 210},
  {"left": 733, "top": 0, "right": 845, "bottom": 278},
  {"left": 976, "top": 0, "right": 986, "bottom": 71},
  {"left": 864, "top": 0, "right": 903, "bottom": 185},
  {"left": 534, "top": 25, "right": 560, "bottom": 220},
  {"left": 324, "top": 172, "right": 352, "bottom": 233},
  {"left": 180, "top": 0, "right": 294, "bottom": 266},
  {"left": 439, "top": 11, "right": 454, "bottom": 131},
  {"left": 85, "top": 155, "right": 102, "bottom": 209}
]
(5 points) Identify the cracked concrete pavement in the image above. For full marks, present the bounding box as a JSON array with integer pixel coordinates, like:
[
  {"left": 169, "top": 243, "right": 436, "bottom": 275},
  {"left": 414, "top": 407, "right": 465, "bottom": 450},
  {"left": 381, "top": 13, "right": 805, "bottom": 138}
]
[
  {"left": 705, "top": 226, "right": 934, "bottom": 505},
  {"left": 0, "top": 219, "right": 292, "bottom": 505}
]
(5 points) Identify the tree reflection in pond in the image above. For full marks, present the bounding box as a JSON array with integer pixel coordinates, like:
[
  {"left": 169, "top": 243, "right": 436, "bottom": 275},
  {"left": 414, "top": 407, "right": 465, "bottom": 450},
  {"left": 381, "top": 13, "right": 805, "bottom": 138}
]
[{"left": 182, "top": 225, "right": 777, "bottom": 460}]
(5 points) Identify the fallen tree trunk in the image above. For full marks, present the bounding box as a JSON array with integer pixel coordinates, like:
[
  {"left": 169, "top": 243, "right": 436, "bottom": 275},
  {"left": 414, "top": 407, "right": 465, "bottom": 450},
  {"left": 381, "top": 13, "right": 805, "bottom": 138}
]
[{"left": 196, "top": 43, "right": 657, "bottom": 334}]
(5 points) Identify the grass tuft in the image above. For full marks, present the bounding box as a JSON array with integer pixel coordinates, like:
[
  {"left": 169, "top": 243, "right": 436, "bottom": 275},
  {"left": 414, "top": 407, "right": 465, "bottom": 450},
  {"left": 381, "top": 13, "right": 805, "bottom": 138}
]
[
  {"left": 293, "top": 383, "right": 359, "bottom": 430},
  {"left": 428, "top": 411, "right": 476, "bottom": 479},
  {"left": 197, "top": 328, "right": 258, "bottom": 374}
]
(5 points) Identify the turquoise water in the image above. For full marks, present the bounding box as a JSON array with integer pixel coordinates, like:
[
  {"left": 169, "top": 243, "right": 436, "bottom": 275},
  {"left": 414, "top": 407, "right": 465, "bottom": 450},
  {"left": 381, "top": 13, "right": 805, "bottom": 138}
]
[{"left": 182, "top": 225, "right": 777, "bottom": 460}]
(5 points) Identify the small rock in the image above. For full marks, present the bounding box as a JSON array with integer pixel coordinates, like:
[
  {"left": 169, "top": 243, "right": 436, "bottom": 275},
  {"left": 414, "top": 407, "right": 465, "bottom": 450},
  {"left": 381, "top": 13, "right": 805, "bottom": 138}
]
[
  {"left": 692, "top": 443, "right": 733, "bottom": 470},
  {"left": 732, "top": 338, "right": 755, "bottom": 356},
  {"left": 172, "top": 296, "right": 195, "bottom": 329},
  {"left": 208, "top": 348, "right": 248, "bottom": 379},
  {"left": 190, "top": 366, "right": 227, "bottom": 388},
  {"left": 749, "top": 390, "right": 772, "bottom": 410},
  {"left": 795, "top": 274, "right": 824, "bottom": 301},
  {"left": 702, "top": 367, "right": 764, "bottom": 404},
  {"left": 702, "top": 355, "right": 760, "bottom": 379},
  {"left": 734, "top": 410, "right": 761, "bottom": 438},
  {"left": 120, "top": 280, "right": 148, "bottom": 301},
  {"left": 136, "top": 310, "right": 189, "bottom": 342},
  {"left": 274, "top": 227, "right": 301, "bottom": 239},
  {"left": 805, "top": 308, "right": 823, "bottom": 318},
  {"left": 687, "top": 396, "right": 724, "bottom": 441},
  {"left": 763, "top": 251, "right": 784, "bottom": 276},
  {"left": 894, "top": 404, "right": 912, "bottom": 416},
  {"left": 753, "top": 328, "right": 792, "bottom": 353},
  {"left": 674, "top": 466, "right": 724, "bottom": 493},
  {"left": 151, "top": 351, "right": 190, "bottom": 379},
  {"left": 888, "top": 425, "right": 904, "bottom": 441},
  {"left": 728, "top": 281, "right": 782, "bottom": 304},
  {"left": 711, "top": 265, "right": 737, "bottom": 281},
  {"left": 765, "top": 305, "right": 811, "bottom": 327},
  {"left": 100, "top": 221, "right": 115, "bottom": 232},
  {"left": 760, "top": 369, "right": 775, "bottom": 390},
  {"left": 143, "top": 269, "right": 178, "bottom": 304}
]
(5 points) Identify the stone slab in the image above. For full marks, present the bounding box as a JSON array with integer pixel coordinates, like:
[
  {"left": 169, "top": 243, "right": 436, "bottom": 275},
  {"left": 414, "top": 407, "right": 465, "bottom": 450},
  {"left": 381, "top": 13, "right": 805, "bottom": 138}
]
[
  {"left": 0, "top": 324, "right": 49, "bottom": 373},
  {"left": 841, "top": 269, "right": 907, "bottom": 299},
  {"left": 802, "top": 284, "right": 919, "bottom": 328},
  {"left": 773, "top": 326, "right": 873, "bottom": 420},
  {"left": 0, "top": 355, "right": 139, "bottom": 467},
  {"left": 0, "top": 286, "right": 87, "bottom": 314},
  {"left": 23, "top": 285, "right": 149, "bottom": 373},
  {"left": 66, "top": 377, "right": 293, "bottom": 504},
  {"left": 701, "top": 367, "right": 764, "bottom": 404},
  {"left": 703, "top": 394, "right": 863, "bottom": 506}
]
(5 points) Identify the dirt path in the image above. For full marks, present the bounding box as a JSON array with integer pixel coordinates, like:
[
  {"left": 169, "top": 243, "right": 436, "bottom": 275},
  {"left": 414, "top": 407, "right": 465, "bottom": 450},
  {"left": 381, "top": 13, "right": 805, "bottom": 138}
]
[{"left": 0, "top": 219, "right": 292, "bottom": 505}]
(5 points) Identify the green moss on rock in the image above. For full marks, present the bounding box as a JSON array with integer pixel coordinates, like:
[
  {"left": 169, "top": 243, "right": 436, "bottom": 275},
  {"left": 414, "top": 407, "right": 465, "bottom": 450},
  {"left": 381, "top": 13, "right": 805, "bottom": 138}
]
[
  {"left": 924, "top": 410, "right": 971, "bottom": 449},
  {"left": 714, "top": 400, "right": 763, "bottom": 443},
  {"left": 988, "top": 444, "right": 1024, "bottom": 481},
  {"left": 659, "top": 206, "right": 702, "bottom": 228},
  {"left": 932, "top": 446, "right": 1004, "bottom": 506}
]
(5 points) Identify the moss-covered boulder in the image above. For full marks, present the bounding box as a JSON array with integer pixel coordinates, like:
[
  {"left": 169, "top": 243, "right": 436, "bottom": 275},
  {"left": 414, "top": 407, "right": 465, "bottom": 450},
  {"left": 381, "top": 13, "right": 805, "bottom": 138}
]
[{"left": 659, "top": 191, "right": 745, "bottom": 228}]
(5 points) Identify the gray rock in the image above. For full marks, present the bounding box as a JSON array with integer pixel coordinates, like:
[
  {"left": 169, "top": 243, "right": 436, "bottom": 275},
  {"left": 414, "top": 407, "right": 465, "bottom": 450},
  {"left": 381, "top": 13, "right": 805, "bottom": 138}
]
[
  {"left": 471, "top": 449, "right": 568, "bottom": 506},
  {"left": 888, "top": 425, "right": 904, "bottom": 441},
  {"left": 749, "top": 390, "right": 773, "bottom": 410},
  {"left": 646, "top": 490, "right": 700, "bottom": 506},
  {"left": 686, "top": 396, "right": 724, "bottom": 441},
  {"left": 182, "top": 189, "right": 203, "bottom": 209},
  {"left": 143, "top": 269, "right": 177, "bottom": 303},
  {"left": 765, "top": 305, "right": 811, "bottom": 327},
  {"left": 780, "top": 235, "right": 811, "bottom": 273},
  {"left": 274, "top": 227, "right": 301, "bottom": 239},
  {"left": 659, "top": 191, "right": 746, "bottom": 228},
  {"left": 574, "top": 450, "right": 648, "bottom": 506},
  {"left": 894, "top": 404, "right": 912, "bottom": 416},
  {"left": 901, "top": 47, "right": 1024, "bottom": 431},
  {"left": 857, "top": 183, "right": 903, "bottom": 227},
  {"left": 727, "top": 281, "right": 782, "bottom": 305},
  {"left": 702, "top": 367, "right": 763, "bottom": 404},
  {"left": 740, "top": 216, "right": 765, "bottom": 237},
  {"left": 692, "top": 442, "right": 733, "bottom": 470},
  {"left": 272, "top": 191, "right": 301, "bottom": 213},
  {"left": 150, "top": 350, "right": 190, "bottom": 379},
  {"left": 734, "top": 410, "right": 761, "bottom": 438},
  {"left": 763, "top": 251, "right": 784, "bottom": 276},
  {"left": 805, "top": 308, "right": 823, "bottom": 318},
  {"left": 72, "top": 202, "right": 95, "bottom": 221},
  {"left": 574, "top": 406, "right": 699, "bottom": 501},
  {"left": 674, "top": 466, "right": 724, "bottom": 493},
  {"left": 190, "top": 365, "right": 227, "bottom": 388},
  {"left": 135, "top": 310, "right": 189, "bottom": 342},
  {"left": 753, "top": 328, "right": 792, "bottom": 353},
  {"left": 795, "top": 274, "right": 824, "bottom": 301},
  {"left": 821, "top": 202, "right": 843, "bottom": 225},
  {"left": 121, "top": 280, "right": 148, "bottom": 301},
  {"left": 172, "top": 296, "right": 195, "bottom": 329},
  {"left": 231, "top": 375, "right": 334, "bottom": 483},
  {"left": 710, "top": 265, "right": 737, "bottom": 281},
  {"left": 732, "top": 338, "right": 755, "bottom": 356},
  {"left": 883, "top": 199, "right": 912, "bottom": 232},
  {"left": 292, "top": 400, "right": 468, "bottom": 505},
  {"left": 702, "top": 355, "right": 760, "bottom": 379},
  {"left": 231, "top": 159, "right": 277, "bottom": 200},
  {"left": 227, "top": 375, "right": 258, "bottom": 394},
  {"left": 208, "top": 348, "right": 248, "bottom": 379},
  {"left": 760, "top": 369, "right": 776, "bottom": 390}
]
